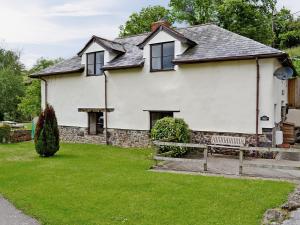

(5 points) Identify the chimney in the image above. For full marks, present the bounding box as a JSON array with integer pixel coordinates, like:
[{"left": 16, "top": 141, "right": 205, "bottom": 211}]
[{"left": 151, "top": 20, "right": 171, "bottom": 32}]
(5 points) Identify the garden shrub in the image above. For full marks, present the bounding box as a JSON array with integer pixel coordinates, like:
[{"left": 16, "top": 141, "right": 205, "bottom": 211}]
[
  {"left": 35, "top": 104, "right": 60, "bottom": 157},
  {"left": 151, "top": 117, "right": 190, "bottom": 157},
  {"left": 0, "top": 125, "right": 11, "bottom": 143}
]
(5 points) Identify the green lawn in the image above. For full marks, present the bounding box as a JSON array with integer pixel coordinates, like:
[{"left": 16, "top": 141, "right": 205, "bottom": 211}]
[
  {"left": 0, "top": 142, "right": 294, "bottom": 225},
  {"left": 23, "top": 122, "right": 32, "bottom": 130}
]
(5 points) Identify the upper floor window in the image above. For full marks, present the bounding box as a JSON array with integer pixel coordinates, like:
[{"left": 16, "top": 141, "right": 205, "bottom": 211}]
[
  {"left": 87, "top": 51, "right": 104, "bottom": 76},
  {"left": 150, "top": 42, "right": 175, "bottom": 72}
]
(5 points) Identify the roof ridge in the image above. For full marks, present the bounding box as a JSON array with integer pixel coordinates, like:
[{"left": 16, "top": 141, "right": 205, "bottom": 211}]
[
  {"left": 115, "top": 32, "right": 150, "bottom": 40},
  {"left": 114, "top": 23, "right": 216, "bottom": 40},
  {"left": 175, "top": 23, "right": 216, "bottom": 30},
  {"left": 94, "top": 35, "right": 123, "bottom": 45}
]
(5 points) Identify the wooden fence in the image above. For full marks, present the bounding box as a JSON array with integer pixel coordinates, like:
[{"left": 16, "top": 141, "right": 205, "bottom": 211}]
[{"left": 153, "top": 141, "right": 300, "bottom": 175}]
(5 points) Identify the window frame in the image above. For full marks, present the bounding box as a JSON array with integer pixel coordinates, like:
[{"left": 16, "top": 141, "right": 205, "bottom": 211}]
[
  {"left": 150, "top": 41, "right": 175, "bottom": 72},
  {"left": 149, "top": 111, "right": 174, "bottom": 130},
  {"left": 86, "top": 51, "right": 104, "bottom": 76}
]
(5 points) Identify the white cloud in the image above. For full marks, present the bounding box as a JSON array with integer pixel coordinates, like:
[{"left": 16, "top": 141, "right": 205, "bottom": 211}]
[
  {"left": 48, "top": 0, "right": 120, "bottom": 17},
  {"left": 0, "top": 0, "right": 121, "bottom": 44}
]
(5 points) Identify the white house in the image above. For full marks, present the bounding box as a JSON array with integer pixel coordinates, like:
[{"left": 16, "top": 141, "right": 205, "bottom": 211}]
[{"left": 30, "top": 21, "right": 296, "bottom": 147}]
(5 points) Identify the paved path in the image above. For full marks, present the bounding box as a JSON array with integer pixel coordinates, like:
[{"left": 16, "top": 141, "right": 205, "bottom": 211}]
[
  {"left": 282, "top": 209, "right": 300, "bottom": 225},
  {"left": 155, "top": 155, "right": 300, "bottom": 181},
  {"left": 0, "top": 197, "right": 40, "bottom": 225}
]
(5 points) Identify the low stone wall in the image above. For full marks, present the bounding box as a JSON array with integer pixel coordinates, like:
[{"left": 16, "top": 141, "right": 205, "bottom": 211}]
[
  {"left": 10, "top": 130, "right": 32, "bottom": 143},
  {"left": 59, "top": 126, "right": 150, "bottom": 147},
  {"left": 58, "top": 126, "right": 274, "bottom": 151},
  {"left": 59, "top": 126, "right": 106, "bottom": 145},
  {"left": 107, "top": 129, "right": 150, "bottom": 148}
]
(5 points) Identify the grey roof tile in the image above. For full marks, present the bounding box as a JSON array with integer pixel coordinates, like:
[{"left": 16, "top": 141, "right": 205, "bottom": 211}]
[
  {"left": 30, "top": 56, "right": 83, "bottom": 77},
  {"left": 31, "top": 24, "right": 285, "bottom": 76}
]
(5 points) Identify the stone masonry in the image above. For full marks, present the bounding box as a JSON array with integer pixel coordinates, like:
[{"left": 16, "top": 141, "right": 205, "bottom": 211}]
[
  {"left": 59, "top": 126, "right": 274, "bottom": 150},
  {"left": 59, "top": 126, "right": 150, "bottom": 147}
]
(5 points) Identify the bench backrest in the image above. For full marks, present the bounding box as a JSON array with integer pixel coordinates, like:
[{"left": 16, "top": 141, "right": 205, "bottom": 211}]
[{"left": 211, "top": 135, "right": 246, "bottom": 147}]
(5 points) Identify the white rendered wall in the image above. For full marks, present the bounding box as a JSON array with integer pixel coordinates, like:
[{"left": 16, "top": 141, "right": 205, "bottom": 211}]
[
  {"left": 42, "top": 42, "right": 107, "bottom": 128},
  {"left": 42, "top": 31, "right": 286, "bottom": 134},
  {"left": 107, "top": 58, "right": 279, "bottom": 134}
]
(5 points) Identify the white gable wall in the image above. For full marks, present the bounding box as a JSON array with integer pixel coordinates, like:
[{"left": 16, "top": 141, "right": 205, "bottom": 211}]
[
  {"left": 42, "top": 42, "right": 106, "bottom": 127},
  {"left": 41, "top": 31, "right": 286, "bottom": 135}
]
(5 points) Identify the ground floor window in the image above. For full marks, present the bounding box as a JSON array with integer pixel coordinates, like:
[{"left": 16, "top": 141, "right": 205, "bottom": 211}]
[
  {"left": 150, "top": 111, "right": 174, "bottom": 129},
  {"left": 88, "top": 112, "right": 104, "bottom": 135}
]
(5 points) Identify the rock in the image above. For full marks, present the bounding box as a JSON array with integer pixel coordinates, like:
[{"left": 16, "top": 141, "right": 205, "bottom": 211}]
[
  {"left": 282, "top": 186, "right": 300, "bottom": 211},
  {"left": 282, "top": 201, "right": 300, "bottom": 211},
  {"left": 262, "top": 208, "right": 288, "bottom": 225}
]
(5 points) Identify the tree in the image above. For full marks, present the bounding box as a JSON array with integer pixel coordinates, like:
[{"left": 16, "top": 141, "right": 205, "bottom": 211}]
[
  {"left": 119, "top": 5, "right": 174, "bottom": 37},
  {"left": 273, "top": 8, "right": 300, "bottom": 49},
  {"left": 169, "top": 0, "right": 220, "bottom": 25},
  {"left": 18, "top": 58, "right": 62, "bottom": 120},
  {"left": 0, "top": 48, "right": 24, "bottom": 121},
  {"left": 217, "top": 0, "right": 274, "bottom": 45},
  {"left": 35, "top": 104, "right": 60, "bottom": 157}
]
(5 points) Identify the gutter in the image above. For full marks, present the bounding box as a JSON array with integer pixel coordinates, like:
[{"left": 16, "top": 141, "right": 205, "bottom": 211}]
[
  {"left": 256, "top": 58, "right": 260, "bottom": 147},
  {"left": 29, "top": 68, "right": 84, "bottom": 78},
  {"left": 173, "top": 53, "right": 287, "bottom": 65},
  {"left": 103, "top": 62, "right": 145, "bottom": 71}
]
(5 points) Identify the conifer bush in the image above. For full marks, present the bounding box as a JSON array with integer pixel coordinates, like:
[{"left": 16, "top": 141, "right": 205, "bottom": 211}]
[
  {"left": 151, "top": 117, "right": 190, "bottom": 157},
  {"left": 34, "top": 104, "right": 60, "bottom": 157}
]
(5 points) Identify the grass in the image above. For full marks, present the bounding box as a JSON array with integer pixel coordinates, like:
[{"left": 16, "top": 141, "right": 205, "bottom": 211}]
[
  {"left": 285, "top": 45, "right": 300, "bottom": 74},
  {"left": 0, "top": 142, "right": 295, "bottom": 225},
  {"left": 285, "top": 46, "right": 300, "bottom": 58},
  {"left": 23, "top": 122, "right": 32, "bottom": 130}
]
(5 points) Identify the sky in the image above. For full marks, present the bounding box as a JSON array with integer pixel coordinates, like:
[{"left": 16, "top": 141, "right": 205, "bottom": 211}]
[{"left": 0, "top": 0, "right": 299, "bottom": 69}]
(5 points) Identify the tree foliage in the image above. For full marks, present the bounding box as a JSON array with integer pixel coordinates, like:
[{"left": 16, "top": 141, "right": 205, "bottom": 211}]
[
  {"left": 217, "top": 0, "right": 274, "bottom": 45},
  {"left": 18, "top": 58, "right": 62, "bottom": 120},
  {"left": 0, "top": 48, "right": 24, "bottom": 121},
  {"left": 119, "top": 6, "right": 174, "bottom": 37},
  {"left": 273, "top": 8, "right": 300, "bottom": 49},
  {"left": 169, "top": 0, "right": 220, "bottom": 25},
  {"left": 35, "top": 104, "right": 60, "bottom": 157}
]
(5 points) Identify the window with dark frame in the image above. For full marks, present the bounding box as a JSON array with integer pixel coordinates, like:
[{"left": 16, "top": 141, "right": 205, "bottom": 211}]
[
  {"left": 150, "top": 42, "right": 175, "bottom": 72},
  {"left": 87, "top": 51, "right": 104, "bottom": 76},
  {"left": 150, "top": 111, "right": 174, "bottom": 129}
]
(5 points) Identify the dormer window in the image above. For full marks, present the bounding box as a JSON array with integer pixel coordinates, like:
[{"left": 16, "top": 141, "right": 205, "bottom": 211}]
[
  {"left": 87, "top": 51, "right": 104, "bottom": 76},
  {"left": 150, "top": 42, "right": 175, "bottom": 72}
]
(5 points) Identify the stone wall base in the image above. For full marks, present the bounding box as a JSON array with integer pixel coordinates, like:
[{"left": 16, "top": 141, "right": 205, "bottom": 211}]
[
  {"left": 10, "top": 130, "right": 32, "bottom": 143},
  {"left": 59, "top": 126, "right": 274, "bottom": 152},
  {"left": 59, "top": 126, "right": 150, "bottom": 148}
]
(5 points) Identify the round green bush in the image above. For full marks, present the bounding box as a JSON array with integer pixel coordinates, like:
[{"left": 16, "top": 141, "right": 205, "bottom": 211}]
[
  {"left": 151, "top": 117, "right": 190, "bottom": 157},
  {"left": 35, "top": 104, "right": 60, "bottom": 157}
]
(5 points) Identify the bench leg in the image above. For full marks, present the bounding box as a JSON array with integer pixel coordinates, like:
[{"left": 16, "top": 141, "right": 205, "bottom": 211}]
[
  {"left": 204, "top": 148, "right": 208, "bottom": 171},
  {"left": 239, "top": 150, "right": 243, "bottom": 175}
]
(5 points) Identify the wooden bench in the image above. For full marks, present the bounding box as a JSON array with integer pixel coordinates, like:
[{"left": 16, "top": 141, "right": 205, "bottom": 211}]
[{"left": 208, "top": 135, "right": 246, "bottom": 154}]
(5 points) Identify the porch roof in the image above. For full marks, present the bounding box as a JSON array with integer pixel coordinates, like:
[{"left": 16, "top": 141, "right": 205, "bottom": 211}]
[{"left": 78, "top": 108, "right": 114, "bottom": 113}]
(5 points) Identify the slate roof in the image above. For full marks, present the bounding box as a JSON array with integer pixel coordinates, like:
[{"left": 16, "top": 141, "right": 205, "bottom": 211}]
[
  {"left": 30, "top": 56, "right": 83, "bottom": 77},
  {"left": 78, "top": 35, "right": 125, "bottom": 56},
  {"left": 173, "top": 24, "right": 285, "bottom": 63},
  {"left": 31, "top": 24, "right": 286, "bottom": 77}
]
